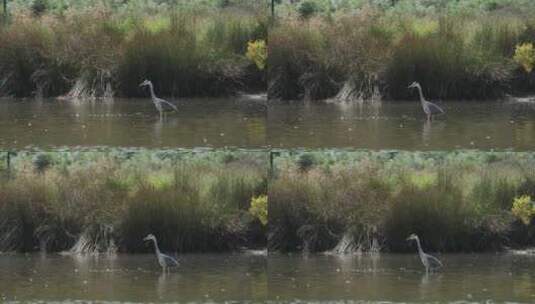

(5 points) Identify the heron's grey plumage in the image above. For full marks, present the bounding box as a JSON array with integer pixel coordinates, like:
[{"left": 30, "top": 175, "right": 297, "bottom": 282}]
[
  {"left": 408, "top": 82, "right": 445, "bottom": 120},
  {"left": 406, "top": 233, "right": 443, "bottom": 272},
  {"left": 143, "top": 234, "right": 179, "bottom": 272},
  {"left": 139, "top": 80, "right": 179, "bottom": 118}
]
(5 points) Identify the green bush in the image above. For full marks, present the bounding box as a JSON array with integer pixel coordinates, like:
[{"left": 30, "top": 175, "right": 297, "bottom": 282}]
[
  {"left": 298, "top": 1, "right": 319, "bottom": 19},
  {"left": 0, "top": 150, "right": 267, "bottom": 253},
  {"left": 514, "top": 43, "right": 535, "bottom": 73},
  {"left": 31, "top": 0, "right": 48, "bottom": 16},
  {"left": 512, "top": 195, "right": 535, "bottom": 225},
  {"left": 0, "top": 5, "right": 266, "bottom": 98},
  {"left": 269, "top": 151, "right": 535, "bottom": 253},
  {"left": 250, "top": 195, "right": 268, "bottom": 226},
  {"left": 270, "top": 5, "right": 535, "bottom": 101},
  {"left": 32, "top": 153, "right": 52, "bottom": 173}
]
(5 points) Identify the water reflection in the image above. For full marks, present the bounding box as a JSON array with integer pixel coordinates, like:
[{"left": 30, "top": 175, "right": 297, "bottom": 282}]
[
  {"left": 157, "top": 271, "right": 177, "bottom": 300},
  {"left": 0, "top": 253, "right": 267, "bottom": 302},
  {"left": 268, "top": 100, "right": 535, "bottom": 150},
  {"left": 0, "top": 97, "right": 266, "bottom": 148},
  {"left": 268, "top": 253, "right": 535, "bottom": 303}
]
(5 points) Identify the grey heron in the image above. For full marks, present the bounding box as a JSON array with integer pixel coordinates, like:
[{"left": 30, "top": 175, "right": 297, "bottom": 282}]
[
  {"left": 143, "top": 234, "right": 179, "bottom": 272},
  {"left": 406, "top": 233, "right": 443, "bottom": 273},
  {"left": 408, "top": 82, "right": 445, "bottom": 120},
  {"left": 139, "top": 80, "right": 179, "bottom": 118}
]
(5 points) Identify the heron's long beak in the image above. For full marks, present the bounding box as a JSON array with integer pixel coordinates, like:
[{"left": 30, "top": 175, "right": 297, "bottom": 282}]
[
  {"left": 139, "top": 83, "right": 145, "bottom": 87},
  {"left": 143, "top": 236, "right": 150, "bottom": 241}
]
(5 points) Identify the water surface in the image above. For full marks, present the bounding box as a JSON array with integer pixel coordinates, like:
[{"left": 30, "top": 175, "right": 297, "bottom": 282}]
[
  {"left": 2, "top": 253, "right": 534, "bottom": 303},
  {"left": 268, "top": 100, "right": 535, "bottom": 150},
  {"left": 0, "top": 253, "right": 267, "bottom": 303},
  {"left": 268, "top": 253, "right": 535, "bottom": 303},
  {"left": 3, "top": 98, "right": 535, "bottom": 150},
  {"left": 0, "top": 97, "right": 266, "bottom": 149}
]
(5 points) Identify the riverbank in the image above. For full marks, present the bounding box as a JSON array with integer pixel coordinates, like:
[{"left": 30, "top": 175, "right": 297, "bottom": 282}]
[
  {"left": 0, "top": 149, "right": 268, "bottom": 253},
  {"left": 0, "top": 1, "right": 267, "bottom": 98},
  {"left": 269, "top": 150, "right": 535, "bottom": 253},
  {"left": 269, "top": 1, "right": 535, "bottom": 101}
]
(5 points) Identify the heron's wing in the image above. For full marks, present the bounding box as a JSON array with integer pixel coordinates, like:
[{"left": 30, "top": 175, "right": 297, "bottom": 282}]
[
  {"left": 156, "top": 98, "right": 179, "bottom": 112},
  {"left": 426, "top": 253, "right": 443, "bottom": 268},
  {"left": 427, "top": 102, "right": 445, "bottom": 115},
  {"left": 161, "top": 253, "right": 179, "bottom": 267}
]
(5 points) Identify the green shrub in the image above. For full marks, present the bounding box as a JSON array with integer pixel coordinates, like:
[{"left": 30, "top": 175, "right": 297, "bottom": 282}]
[
  {"left": 270, "top": 6, "right": 535, "bottom": 101},
  {"left": 31, "top": 0, "right": 48, "bottom": 16},
  {"left": 249, "top": 195, "right": 268, "bottom": 225},
  {"left": 297, "top": 153, "right": 315, "bottom": 172},
  {"left": 512, "top": 195, "right": 535, "bottom": 225},
  {"left": 246, "top": 40, "right": 267, "bottom": 70},
  {"left": 270, "top": 151, "right": 535, "bottom": 253},
  {"left": 0, "top": 6, "right": 266, "bottom": 98},
  {"left": 32, "top": 153, "right": 52, "bottom": 173},
  {"left": 514, "top": 43, "right": 535, "bottom": 73},
  {"left": 298, "top": 1, "right": 319, "bottom": 19},
  {"left": 0, "top": 150, "right": 267, "bottom": 253}
]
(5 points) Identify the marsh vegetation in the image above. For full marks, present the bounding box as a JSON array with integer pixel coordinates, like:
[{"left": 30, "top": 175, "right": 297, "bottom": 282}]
[
  {"left": 0, "top": 149, "right": 268, "bottom": 253},
  {"left": 0, "top": 0, "right": 267, "bottom": 98},
  {"left": 269, "top": 150, "right": 535, "bottom": 253},
  {"left": 269, "top": 0, "right": 535, "bottom": 101}
]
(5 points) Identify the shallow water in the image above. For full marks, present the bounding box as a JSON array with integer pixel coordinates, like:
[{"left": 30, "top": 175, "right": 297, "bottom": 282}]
[
  {"left": 268, "top": 253, "right": 535, "bottom": 303},
  {"left": 3, "top": 98, "right": 535, "bottom": 150},
  {"left": 0, "top": 253, "right": 267, "bottom": 303},
  {"left": 2, "top": 253, "right": 534, "bottom": 303},
  {"left": 0, "top": 97, "right": 267, "bottom": 149},
  {"left": 268, "top": 100, "right": 535, "bottom": 150}
]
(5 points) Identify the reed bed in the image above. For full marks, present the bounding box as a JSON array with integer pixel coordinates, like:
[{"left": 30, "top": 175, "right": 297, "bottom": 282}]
[
  {"left": 269, "top": 1, "right": 535, "bottom": 101},
  {"left": 0, "top": 150, "right": 268, "bottom": 253},
  {"left": 0, "top": 1, "right": 267, "bottom": 98},
  {"left": 269, "top": 151, "right": 535, "bottom": 253}
]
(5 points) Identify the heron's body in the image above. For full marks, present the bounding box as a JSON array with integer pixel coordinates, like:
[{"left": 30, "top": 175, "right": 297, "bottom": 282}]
[
  {"left": 140, "top": 80, "right": 178, "bottom": 118},
  {"left": 143, "top": 234, "right": 179, "bottom": 272},
  {"left": 408, "top": 82, "right": 445, "bottom": 120},
  {"left": 407, "top": 234, "right": 443, "bottom": 273}
]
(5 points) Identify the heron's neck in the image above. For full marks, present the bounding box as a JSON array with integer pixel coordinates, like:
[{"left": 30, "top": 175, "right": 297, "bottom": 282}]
[
  {"left": 415, "top": 238, "right": 424, "bottom": 256},
  {"left": 416, "top": 85, "right": 425, "bottom": 103},
  {"left": 148, "top": 83, "right": 156, "bottom": 99},
  {"left": 151, "top": 239, "right": 161, "bottom": 255}
]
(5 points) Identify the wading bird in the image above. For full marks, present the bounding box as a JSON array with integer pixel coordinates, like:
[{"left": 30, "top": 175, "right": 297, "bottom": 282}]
[
  {"left": 406, "top": 233, "right": 443, "bottom": 273},
  {"left": 143, "top": 234, "right": 179, "bottom": 272},
  {"left": 408, "top": 82, "right": 445, "bottom": 121},
  {"left": 139, "top": 80, "right": 179, "bottom": 118}
]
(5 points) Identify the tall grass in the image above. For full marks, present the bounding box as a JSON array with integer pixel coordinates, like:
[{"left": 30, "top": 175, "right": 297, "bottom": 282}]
[
  {"left": 269, "top": 5, "right": 535, "bottom": 101},
  {"left": 0, "top": 4, "right": 267, "bottom": 98},
  {"left": 0, "top": 150, "right": 268, "bottom": 253},
  {"left": 119, "top": 11, "right": 266, "bottom": 97},
  {"left": 269, "top": 151, "right": 535, "bottom": 253}
]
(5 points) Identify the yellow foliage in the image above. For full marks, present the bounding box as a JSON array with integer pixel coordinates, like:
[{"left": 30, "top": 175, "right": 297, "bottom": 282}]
[
  {"left": 246, "top": 40, "right": 267, "bottom": 70},
  {"left": 511, "top": 195, "right": 535, "bottom": 225},
  {"left": 411, "top": 19, "right": 438, "bottom": 37},
  {"left": 143, "top": 17, "right": 171, "bottom": 34},
  {"left": 249, "top": 195, "right": 268, "bottom": 226},
  {"left": 513, "top": 43, "right": 535, "bottom": 73}
]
